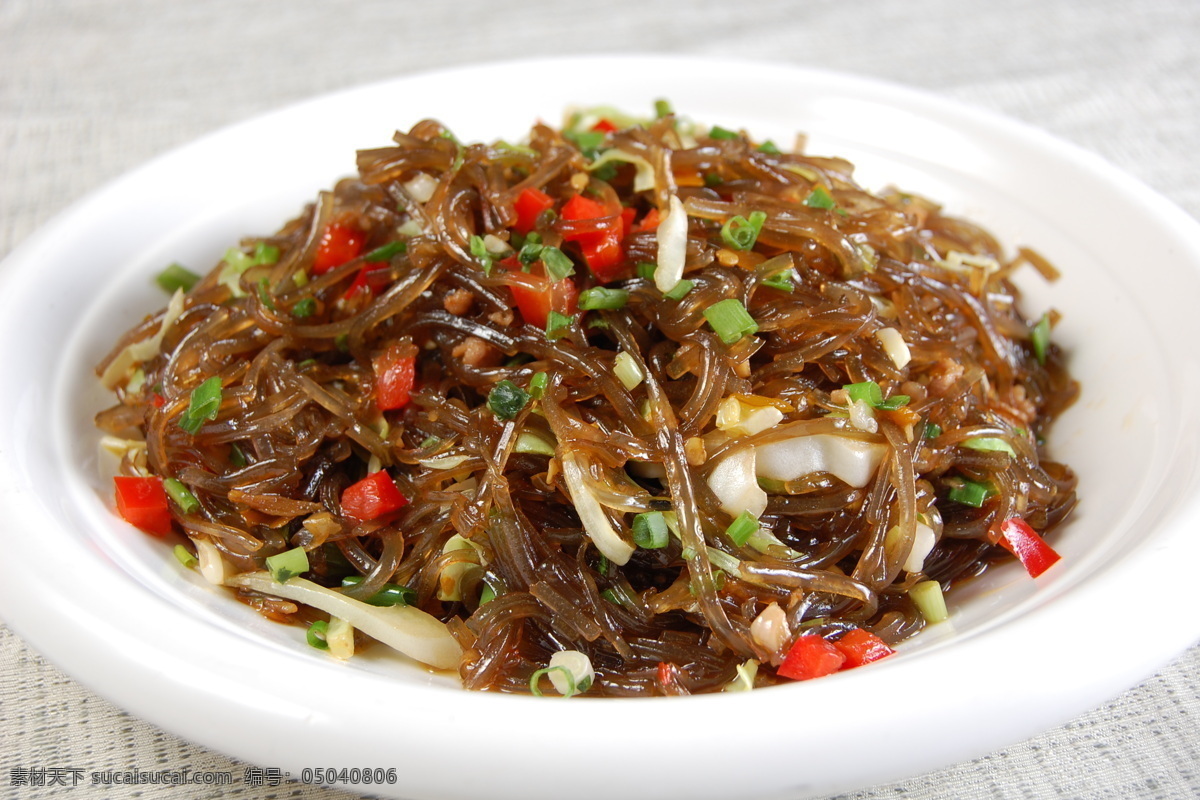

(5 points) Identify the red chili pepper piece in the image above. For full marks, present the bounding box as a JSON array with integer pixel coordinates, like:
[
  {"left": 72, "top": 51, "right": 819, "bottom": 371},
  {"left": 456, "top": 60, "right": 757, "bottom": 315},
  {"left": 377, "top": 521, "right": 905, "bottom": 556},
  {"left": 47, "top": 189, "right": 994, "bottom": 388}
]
[
  {"left": 313, "top": 223, "right": 366, "bottom": 275},
  {"left": 499, "top": 256, "right": 578, "bottom": 329},
  {"left": 373, "top": 344, "right": 417, "bottom": 411},
  {"left": 832, "top": 628, "right": 896, "bottom": 669},
  {"left": 997, "top": 516, "right": 1061, "bottom": 578},
  {"left": 340, "top": 471, "right": 409, "bottom": 521},
  {"left": 513, "top": 187, "right": 555, "bottom": 235},
  {"left": 114, "top": 476, "right": 173, "bottom": 536},
  {"left": 560, "top": 194, "right": 625, "bottom": 283},
  {"left": 777, "top": 634, "right": 847, "bottom": 681},
  {"left": 636, "top": 207, "right": 661, "bottom": 232},
  {"left": 591, "top": 118, "right": 618, "bottom": 133}
]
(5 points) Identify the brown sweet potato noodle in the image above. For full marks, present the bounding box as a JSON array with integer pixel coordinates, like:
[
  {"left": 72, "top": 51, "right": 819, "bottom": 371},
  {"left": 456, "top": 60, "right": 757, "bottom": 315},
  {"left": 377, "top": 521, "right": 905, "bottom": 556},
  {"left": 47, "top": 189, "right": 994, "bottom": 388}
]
[{"left": 95, "top": 108, "right": 1078, "bottom": 696}]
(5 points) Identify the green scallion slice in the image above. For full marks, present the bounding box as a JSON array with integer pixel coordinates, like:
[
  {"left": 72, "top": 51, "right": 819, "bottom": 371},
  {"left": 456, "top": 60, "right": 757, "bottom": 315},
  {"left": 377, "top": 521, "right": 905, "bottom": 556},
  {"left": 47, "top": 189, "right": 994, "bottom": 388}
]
[
  {"left": 155, "top": 263, "right": 200, "bottom": 294},
  {"left": 265, "top": 546, "right": 309, "bottom": 583},
  {"left": 1031, "top": 313, "right": 1051, "bottom": 365},
  {"left": 340, "top": 575, "right": 416, "bottom": 607},
  {"left": 173, "top": 544, "right": 198, "bottom": 569},
  {"left": 253, "top": 241, "right": 281, "bottom": 265},
  {"left": 540, "top": 246, "right": 576, "bottom": 282},
  {"left": 469, "top": 234, "right": 494, "bottom": 275},
  {"left": 306, "top": 620, "right": 330, "bottom": 650},
  {"left": 703, "top": 298, "right": 758, "bottom": 344},
  {"left": 844, "top": 381, "right": 884, "bottom": 407},
  {"left": 545, "top": 311, "right": 575, "bottom": 341},
  {"left": 654, "top": 99, "right": 673, "bottom": 119},
  {"left": 636, "top": 262, "right": 658, "bottom": 280},
  {"left": 663, "top": 279, "right": 694, "bottom": 300},
  {"left": 924, "top": 422, "right": 943, "bottom": 439},
  {"left": 757, "top": 140, "right": 781, "bottom": 154},
  {"left": 720, "top": 210, "right": 767, "bottom": 251},
  {"left": 529, "top": 372, "right": 549, "bottom": 400},
  {"left": 760, "top": 269, "right": 796, "bottom": 293},
  {"left": 945, "top": 477, "right": 995, "bottom": 508},
  {"left": 613, "top": 351, "right": 645, "bottom": 390},
  {"left": 961, "top": 437, "right": 1017, "bottom": 457},
  {"left": 804, "top": 186, "right": 837, "bottom": 210},
  {"left": 577, "top": 287, "right": 629, "bottom": 310},
  {"left": 229, "top": 442, "right": 248, "bottom": 467},
  {"left": 487, "top": 380, "right": 531, "bottom": 420},
  {"left": 632, "top": 511, "right": 670, "bottom": 549},
  {"left": 178, "top": 376, "right": 223, "bottom": 434},
  {"left": 364, "top": 241, "right": 407, "bottom": 261},
  {"left": 292, "top": 297, "right": 317, "bottom": 318},
  {"left": 709, "top": 125, "right": 739, "bottom": 140},
  {"left": 725, "top": 510, "right": 760, "bottom": 547},
  {"left": 875, "top": 394, "right": 912, "bottom": 411},
  {"left": 163, "top": 478, "right": 199, "bottom": 514}
]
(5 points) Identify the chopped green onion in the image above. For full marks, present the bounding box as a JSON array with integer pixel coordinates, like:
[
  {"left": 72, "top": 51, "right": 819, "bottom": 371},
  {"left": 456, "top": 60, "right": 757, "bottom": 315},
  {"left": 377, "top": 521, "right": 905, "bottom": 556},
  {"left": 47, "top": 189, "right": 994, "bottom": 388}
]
[
  {"left": 636, "top": 262, "right": 658, "bottom": 280},
  {"left": 924, "top": 422, "right": 943, "bottom": 439},
  {"left": 704, "top": 173, "right": 724, "bottom": 187},
  {"left": 577, "top": 287, "right": 629, "bottom": 310},
  {"left": 257, "top": 278, "right": 276, "bottom": 312},
  {"left": 876, "top": 394, "right": 912, "bottom": 411},
  {"left": 306, "top": 620, "right": 330, "bottom": 650},
  {"left": 479, "top": 581, "right": 498, "bottom": 606},
  {"left": 265, "top": 546, "right": 309, "bottom": 583},
  {"left": 155, "top": 263, "right": 200, "bottom": 294},
  {"left": 804, "top": 186, "right": 837, "bottom": 210},
  {"left": 529, "top": 666, "right": 576, "bottom": 697},
  {"left": 339, "top": 575, "right": 417, "bottom": 606},
  {"left": 720, "top": 210, "right": 767, "bottom": 251},
  {"left": 540, "top": 246, "right": 575, "bottom": 281},
  {"left": 173, "top": 544, "right": 198, "bottom": 569},
  {"left": 725, "top": 510, "right": 760, "bottom": 547},
  {"left": 529, "top": 372, "right": 549, "bottom": 400},
  {"left": 163, "top": 478, "right": 199, "bottom": 514},
  {"left": 1031, "top": 313, "right": 1051, "bottom": 365},
  {"left": 910, "top": 580, "right": 949, "bottom": 623},
  {"left": 178, "top": 376, "right": 223, "bottom": 434},
  {"left": 487, "top": 380, "right": 530, "bottom": 420},
  {"left": 946, "top": 477, "right": 995, "bottom": 508},
  {"left": 229, "top": 443, "right": 248, "bottom": 467},
  {"left": 663, "top": 279, "right": 694, "bottom": 300},
  {"left": 613, "top": 351, "right": 645, "bottom": 390},
  {"left": 253, "top": 242, "right": 280, "bottom": 265},
  {"left": 545, "top": 311, "right": 575, "bottom": 341},
  {"left": 632, "top": 511, "right": 669, "bottom": 549},
  {"left": 844, "top": 381, "right": 884, "bottom": 407},
  {"left": 703, "top": 298, "right": 759, "bottom": 344},
  {"left": 469, "top": 234, "right": 494, "bottom": 275},
  {"left": 757, "top": 140, "right": 781, "bottom": 154},
  {"left": 709, "top": 125, "right": 739, "bottom": 140},
  {"left": 844, "top": 380, "right": 909, "bottom": 410},
  {"left": 292, "top": 297, "right": 317, "bottom": 318},
  {"left": 364, "top": 241, "right": 407, "bottom": 261},
  {"left": 760, "top": 269, "right": 796, "bottom": 293},
  {"left": 962, "top": 437, "right": 1017, "bottom": 457},
  {"left": 514, "top": 431, "right": 556, "bottom": 456},
  {"left": 654, "top": 99, "right": 673, "bottom": 119}
]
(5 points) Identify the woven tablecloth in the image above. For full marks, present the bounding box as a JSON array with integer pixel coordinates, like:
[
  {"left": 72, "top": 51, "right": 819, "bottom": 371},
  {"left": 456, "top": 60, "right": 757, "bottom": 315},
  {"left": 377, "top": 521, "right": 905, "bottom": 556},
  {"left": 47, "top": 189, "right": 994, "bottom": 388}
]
[{"left": 3, "top": 1, "right": 1198, "bottom": 798}]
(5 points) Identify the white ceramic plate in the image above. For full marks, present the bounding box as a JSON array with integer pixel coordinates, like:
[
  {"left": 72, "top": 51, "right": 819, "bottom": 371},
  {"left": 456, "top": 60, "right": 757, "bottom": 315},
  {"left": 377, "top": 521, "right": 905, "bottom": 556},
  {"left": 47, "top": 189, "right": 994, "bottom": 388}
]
[{"left": 2, "top": 56, "right": 1199, "bottom": 800}]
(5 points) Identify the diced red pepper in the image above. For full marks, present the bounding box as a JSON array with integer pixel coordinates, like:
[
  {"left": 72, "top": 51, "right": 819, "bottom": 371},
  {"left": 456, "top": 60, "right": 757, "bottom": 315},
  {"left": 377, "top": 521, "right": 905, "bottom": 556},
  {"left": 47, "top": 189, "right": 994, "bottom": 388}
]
[
  {"left": 997, "top": 516, "right": 1061, "bottom": 578},
  {"left": 499, "top": 256, "right": 578, "bottom": 329},
  {"left": 340, "top": 471, "right": 409, "bottom": 521},
  {"left": 832, "top": 628, "right": 896, "bottom": 668},
  {"left": 513, "top": 187, "right": 555, "bottom": 235},
  {"left": 373, "top": 343, "right": 417, "bottom": 411},
  {"left": 591, "top": 118, "right": 618, "bottom": 133},
  {"left": 151, "top": 393, "right": 166, "bottom": 408},
  {"left": 638, "top": 208, "right": 662, "bottom": 232},
  {"left": 114, "top": 476, "right": 173, "bottom": 536},
  {"left": 313, "top": 223, "right": 366, "bottom": 275},
  {"left": 559, "top": 194, "right": 626, "bottom": 283},
  {"left": 777, "top": 635, "right": 846, "bottom": 681},
  {"left": 342, "top": 262, "right": 391, "bottom": 300}
]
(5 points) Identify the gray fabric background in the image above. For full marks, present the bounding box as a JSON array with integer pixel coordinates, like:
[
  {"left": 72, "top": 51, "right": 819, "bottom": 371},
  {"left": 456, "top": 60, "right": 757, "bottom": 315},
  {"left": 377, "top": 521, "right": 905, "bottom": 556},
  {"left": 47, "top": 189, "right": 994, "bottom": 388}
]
[{"left": 2, "top": 1, "right": 1198, "bottom": 798}]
